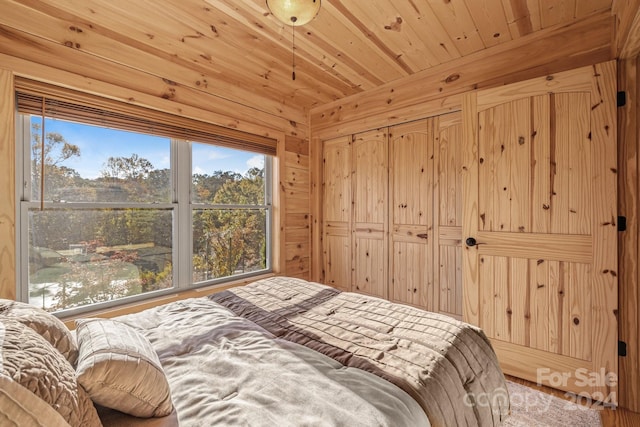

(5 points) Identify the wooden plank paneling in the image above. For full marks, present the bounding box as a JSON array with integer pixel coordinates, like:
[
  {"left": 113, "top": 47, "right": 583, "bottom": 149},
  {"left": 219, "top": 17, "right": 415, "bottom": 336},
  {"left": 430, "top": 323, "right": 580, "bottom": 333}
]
[
  {"left": 0, "top": 69, "right": 15, "bottom": 300},
  {"left": 494, "top": 104, "right": 511, "bottom": 233},
  {"left": 352, "top": 129, "right": 387, "bottom": 298},
  {"left": 310, "top": 135, "right": 323, "bottom": 282},
  {"left": 493, "top": 256, "right": 510, "bottom": 342},
  {"left": 508, "top": 98, "right": 531, "bottom": 232},
  {"left": 465, "top": 62, "right": 617, "bottom": 403},
  {"left": 0, "top": 0, "right": 623, "bottom": 134},
  {"left": 323, "top": 226, "right": 351, "bottom": 291},
  {"left": 338, "top": 2, "right": 433, "bottom": 72},
  {"left": 589, "top": 60, "right": 618, "bottom": 403},
  {"left": 0, "top": 0, "right": 311, "bottom": 124},
  {"left": 436, "top": 113, "right": 463, "bottom": 317},
  {"left": 613, "top": 0, "right": 640, "bottom": 58},
  {"left": 530, "top": 258, "right": 549, "bottom": 352},
  {"left": 0, "top": 54, "right": 292, "bottom": 139},
  {"left": 510, "top": 257, "right": 530, "bottom": 347},
  {"left": 569, "top": 262, "right": 592, "bottom": 361},
  {"left": 0, "top": 30, "right": 304, "bottom": 136},
  {"left": 462, "top": 91, "right": 480, "bottom": 325},
  {"left": 389, "top": 119, "right": 436, "bottom": 310},
  {"left": 618, "top": 57, "right": 640, "bottom": 413},
  {"left": 311, "top": 11, "right": 613, "bottom": 139},
  {"left": 427, "top": 0, "right": 485, "bottom": 54},
  {"left": 539, "top": 0, "right": 576, "bottom": 28},
  {"left": 462, "top": 0, "right": 513, "bottom": 47},
  {"left": 323, "top": 136, "right": 351, "bottom": 223},
  {"left": 322, "top": 135, "right": 352, "bottom": 289},
  {"left": 283, "top": 135, "right": 310, "bottom": 280},
  {"left": 353, "top": 236, "right": 386, "bottom": 297},
  {"left": 500, "top": 0, "right": 538, "bottom": 38},
  {"left": 531, "top": 95, "right": 551, "bottom": 233},
  {"left": 284, "top": 151, "right": 309, "bottom": 169},
  {"left": 567, "top": 93, "right": 592, "bottom": 235}
]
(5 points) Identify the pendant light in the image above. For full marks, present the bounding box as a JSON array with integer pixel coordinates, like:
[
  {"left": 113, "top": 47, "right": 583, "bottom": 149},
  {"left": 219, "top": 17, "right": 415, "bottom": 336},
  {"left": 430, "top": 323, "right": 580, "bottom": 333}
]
[{"left": 266, "top": 0, "right": 321, "bottom": 80}]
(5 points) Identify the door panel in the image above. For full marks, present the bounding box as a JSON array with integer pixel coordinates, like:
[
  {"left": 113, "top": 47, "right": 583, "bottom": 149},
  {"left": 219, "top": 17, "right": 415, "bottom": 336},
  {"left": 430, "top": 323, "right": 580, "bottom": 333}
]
[
  {"left": 352, "top": 129, "right": 387, "bottom": 298},
  {"left": 388, "top": 115, "right": 464, "bottom": 316},
  {"left": 437, "top": 114, "right": 464, "bottom": 317},
  {"left": 322, "top": 136, "right": 351, "bottom": 290},
  {"left": 323, "top": 225, "right": 350, "bottom": 291},
  {"left": 463, "top": 62, "right": 617, "bottom": 402},
  {"left": 389, "top": 119, "right": 435, "bottom": 309}
]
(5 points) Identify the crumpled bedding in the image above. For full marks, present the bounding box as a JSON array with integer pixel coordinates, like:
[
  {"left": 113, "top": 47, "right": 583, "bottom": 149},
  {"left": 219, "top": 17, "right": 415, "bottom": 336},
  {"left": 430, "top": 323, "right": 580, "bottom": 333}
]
[
  {"left": 106, "top": 297, "right": 430, "bottom": 427},
  {"left": 210, "top": 277, "right": 510, "bottom": 427}
]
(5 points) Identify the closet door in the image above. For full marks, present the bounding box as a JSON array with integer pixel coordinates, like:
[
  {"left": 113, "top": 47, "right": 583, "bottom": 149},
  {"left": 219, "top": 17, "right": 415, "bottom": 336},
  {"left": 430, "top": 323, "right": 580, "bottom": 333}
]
[
  {"left": 462, "top": 62, "right": 618, "bottom": 402},
  {"left": 436, "top": 113, "right": 464, "bottom": 318},
  {"left": 322, "top": 136, "right": 352, "bottom": 291},
  {"left": 352, "top": 129, "right": 388, "bottom": 298},
  {"left": 389, "top": 114, "right": 464, "bottom": 315},
  {"left": 389, "top": 119, "right": 436, "bottom": 310}
]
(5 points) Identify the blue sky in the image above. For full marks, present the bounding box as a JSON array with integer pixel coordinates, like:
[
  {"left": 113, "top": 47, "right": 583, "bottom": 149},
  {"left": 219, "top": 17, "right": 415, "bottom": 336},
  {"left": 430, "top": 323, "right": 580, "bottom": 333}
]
[{"left": 37, "top": 118, "right": 264, "bottom": 179}]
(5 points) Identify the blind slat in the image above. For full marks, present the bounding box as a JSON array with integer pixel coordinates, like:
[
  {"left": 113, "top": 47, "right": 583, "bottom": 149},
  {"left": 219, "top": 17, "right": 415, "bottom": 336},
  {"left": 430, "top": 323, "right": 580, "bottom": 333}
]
[{"left": 15, "top": 80, "right": 277, "bottom": 156}]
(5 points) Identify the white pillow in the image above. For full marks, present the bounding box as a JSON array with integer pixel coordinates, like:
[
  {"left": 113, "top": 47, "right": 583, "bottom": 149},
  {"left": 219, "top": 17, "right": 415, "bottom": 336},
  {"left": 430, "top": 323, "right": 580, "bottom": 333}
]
[{"left": 75, "top": 318, "right": 173, "bottom": 418}]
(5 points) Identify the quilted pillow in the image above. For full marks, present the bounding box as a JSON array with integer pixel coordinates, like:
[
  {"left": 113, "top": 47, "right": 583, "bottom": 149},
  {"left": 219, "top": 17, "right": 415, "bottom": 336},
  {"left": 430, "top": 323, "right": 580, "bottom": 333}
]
[
  {"left": 75, "top": 318, "right": 173, "bottom": 418},
  {"left": 0, "top": 374, "right": 70, "bottom": 427},
  {"left": 0, "top": 319, "right": 102, "bottom": 427},
  {"left": 0, "top": 299, "right": 78, "bottom": 366}
]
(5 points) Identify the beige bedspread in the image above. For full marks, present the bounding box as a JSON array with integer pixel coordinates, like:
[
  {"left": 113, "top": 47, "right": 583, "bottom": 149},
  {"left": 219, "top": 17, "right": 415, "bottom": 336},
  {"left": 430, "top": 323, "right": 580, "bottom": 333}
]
[
  {"left": 108, "top": 296, "right": 429, "bottom": 427},
  {"left": 210, "top": 277, "right": 510, "bottom": 427}
]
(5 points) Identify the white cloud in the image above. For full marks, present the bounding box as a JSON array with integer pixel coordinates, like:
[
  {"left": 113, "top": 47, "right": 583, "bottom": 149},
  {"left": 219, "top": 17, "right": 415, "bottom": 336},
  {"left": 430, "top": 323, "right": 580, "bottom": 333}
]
[
  {"left": 208, "top": 150, "right": 231, "bottom": 160},
  {"left": 193, "top": 166, "right": 206, "bottom": 175},
  {"left": 246, "top": 155, "right": 264, "bottom": 170},
  {"left": 158, "top": 155, "right": 170, "bottom": 167}
]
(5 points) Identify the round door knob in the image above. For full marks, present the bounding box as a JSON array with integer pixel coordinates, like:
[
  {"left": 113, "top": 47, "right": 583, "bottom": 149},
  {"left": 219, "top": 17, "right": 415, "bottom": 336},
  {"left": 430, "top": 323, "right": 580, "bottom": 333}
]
[{"left": 465, "top": 237, "right": 477, "bottom": 247}]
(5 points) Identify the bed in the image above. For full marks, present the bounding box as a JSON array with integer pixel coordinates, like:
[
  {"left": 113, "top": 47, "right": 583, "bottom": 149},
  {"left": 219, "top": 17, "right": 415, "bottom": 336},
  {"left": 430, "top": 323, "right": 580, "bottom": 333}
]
[{"left": 0, "top": 277, "right": 509, "bottom": 427}]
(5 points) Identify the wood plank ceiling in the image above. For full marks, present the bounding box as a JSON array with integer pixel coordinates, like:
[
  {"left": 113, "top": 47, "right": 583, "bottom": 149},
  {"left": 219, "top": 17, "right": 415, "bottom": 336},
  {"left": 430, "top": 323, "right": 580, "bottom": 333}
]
[{"left": 0, "top": 0, "right": 616, "bottom": 124}]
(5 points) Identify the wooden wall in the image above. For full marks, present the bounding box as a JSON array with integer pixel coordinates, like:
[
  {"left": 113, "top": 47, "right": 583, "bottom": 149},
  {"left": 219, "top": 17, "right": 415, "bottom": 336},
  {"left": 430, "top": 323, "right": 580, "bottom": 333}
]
[
  {"left": 308, "top": 13, "right": 640, "bottom": 412},
  {"left": 0, "top": 69, "right": 15, "bottom": 301},
  {"left": 309, "top": 11, "right": 613, "bottom": 141},
  {"left": 283, "top": 135, "right": 311, "bottom": 280},
  {"left": 309, "top": 12, "right": 617, "bottom": 283},
  {"left": 618, "top": 57, "right": 640, "bottom": 413}
]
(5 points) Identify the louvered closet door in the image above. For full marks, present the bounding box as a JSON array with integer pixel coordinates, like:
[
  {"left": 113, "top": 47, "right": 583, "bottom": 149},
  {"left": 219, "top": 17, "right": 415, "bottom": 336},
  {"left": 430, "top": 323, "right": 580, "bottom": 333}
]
[
  {"left": 322, "top": 136, "right": 352, "bottom": 291},
  {"left": 462, "top": 61, "right": 618, "bottom": 403},
  {"left": 352, "top": 129, "right": 388, "bottom": 298}
]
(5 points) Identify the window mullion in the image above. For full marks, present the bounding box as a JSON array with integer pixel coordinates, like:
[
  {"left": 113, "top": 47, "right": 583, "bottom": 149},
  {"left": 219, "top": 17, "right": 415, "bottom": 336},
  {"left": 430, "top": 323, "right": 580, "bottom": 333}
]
[
  {"left": 265, "top": 156, "right": 273, "bottom": 274},
  {"left": 175, "top": 140, "right": 192, "bottom": 289}
]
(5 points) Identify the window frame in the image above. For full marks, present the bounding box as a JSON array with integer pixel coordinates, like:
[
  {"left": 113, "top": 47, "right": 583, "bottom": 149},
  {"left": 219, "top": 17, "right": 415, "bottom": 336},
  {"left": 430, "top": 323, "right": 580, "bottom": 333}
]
[{"left": 15, "top": 105, "right": 274, "bottom": 317}]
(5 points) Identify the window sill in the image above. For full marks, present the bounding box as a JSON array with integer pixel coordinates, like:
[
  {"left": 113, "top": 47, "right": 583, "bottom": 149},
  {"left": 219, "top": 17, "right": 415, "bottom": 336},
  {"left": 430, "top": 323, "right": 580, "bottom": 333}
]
[{"left": 61, "top": 272, "right": 275, "bottom": 330}]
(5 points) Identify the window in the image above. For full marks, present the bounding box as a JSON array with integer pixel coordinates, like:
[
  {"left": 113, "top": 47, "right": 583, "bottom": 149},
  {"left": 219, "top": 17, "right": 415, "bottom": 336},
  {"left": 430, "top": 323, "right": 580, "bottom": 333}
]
[
  {"left": 16, "top": 83, "right": 274, "bottom": 315},
  {"left": 191, "top": 143, "right": 270, "bottom": 283}
]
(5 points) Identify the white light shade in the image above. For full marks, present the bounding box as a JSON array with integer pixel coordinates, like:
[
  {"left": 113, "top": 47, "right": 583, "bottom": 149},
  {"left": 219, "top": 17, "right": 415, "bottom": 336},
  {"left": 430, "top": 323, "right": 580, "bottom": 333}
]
[{"left": 266, "top": 0, "right": 321, "bottom": 26}]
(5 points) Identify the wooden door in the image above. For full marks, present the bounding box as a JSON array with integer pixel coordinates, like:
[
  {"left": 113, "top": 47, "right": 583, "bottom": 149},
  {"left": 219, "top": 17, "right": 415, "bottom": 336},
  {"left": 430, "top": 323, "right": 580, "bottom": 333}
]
[
  {"left": 352, "top": 129, "right": 388, "bottom": 298},
  {"left": 389, "top": 118, "right": 436, "bottom": 310},
  {"left": 389, "top": 114, "right": 464, "bottom": 316},
  {"left": 322, "top": 136, "right": 352, "bottom": 291},
  {"left": 463, "top": 62, "right": 618, "bottom": 402},
  {"left": 436, "top": 113, "right": 464, "bottom": 318}
]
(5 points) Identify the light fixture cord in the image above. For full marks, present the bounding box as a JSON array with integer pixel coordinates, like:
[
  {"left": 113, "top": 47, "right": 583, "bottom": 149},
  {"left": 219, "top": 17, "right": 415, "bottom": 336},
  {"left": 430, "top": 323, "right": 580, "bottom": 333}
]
[
  {"left": 40, "top": 97, "right": 45, "bottom": 211},
  {"left": 291, "top": 22, "right": 296, "bottom": 80}
]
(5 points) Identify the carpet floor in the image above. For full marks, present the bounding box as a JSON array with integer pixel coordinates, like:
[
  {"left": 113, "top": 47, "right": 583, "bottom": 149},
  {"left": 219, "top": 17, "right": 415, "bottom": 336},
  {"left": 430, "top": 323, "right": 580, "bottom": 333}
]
[{"left": 503, "top": 380, "right": 602, "bottom": 426}]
